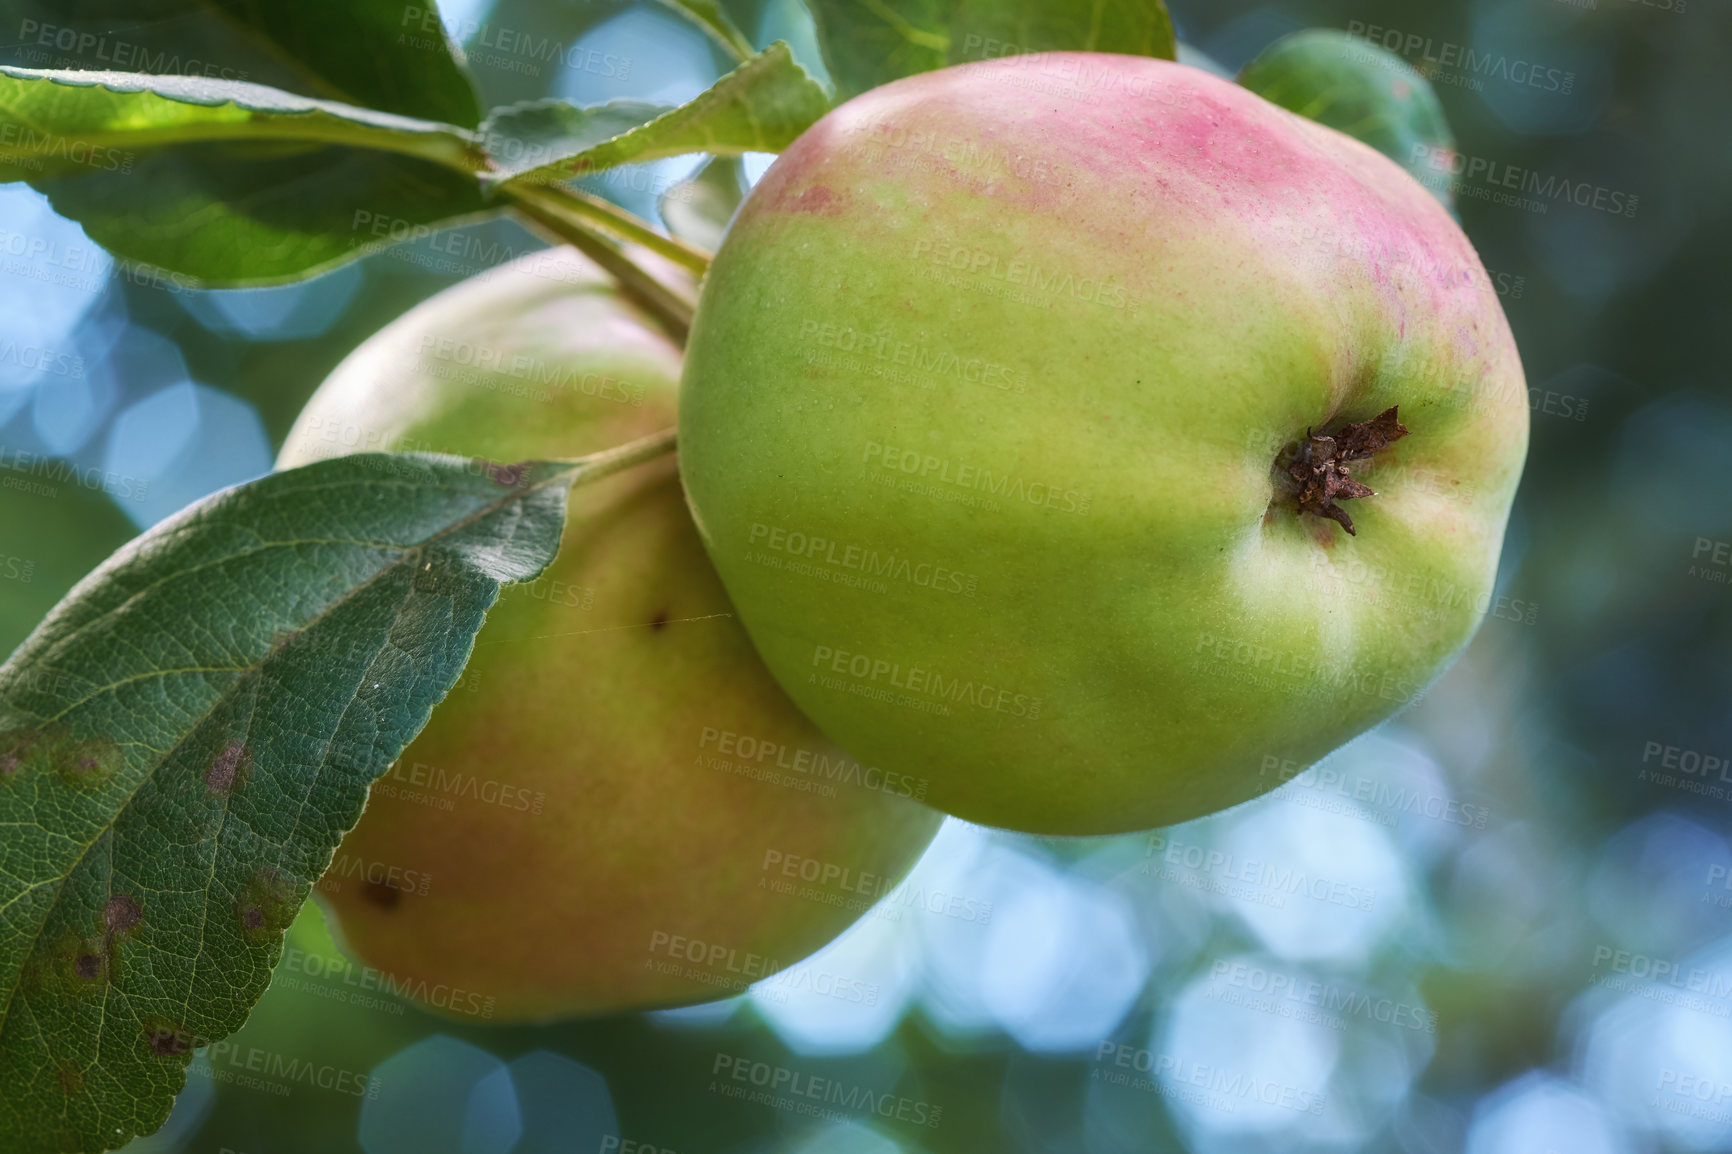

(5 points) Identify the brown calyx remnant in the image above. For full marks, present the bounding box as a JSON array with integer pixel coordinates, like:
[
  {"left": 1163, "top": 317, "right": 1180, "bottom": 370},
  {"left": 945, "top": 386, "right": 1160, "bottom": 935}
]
[{"left": 1274, "top": 406, "right": 1410, "bottom": 536}]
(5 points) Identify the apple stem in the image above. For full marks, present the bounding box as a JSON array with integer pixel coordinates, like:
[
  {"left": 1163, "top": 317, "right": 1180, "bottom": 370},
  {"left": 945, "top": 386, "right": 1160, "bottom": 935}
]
[
  {"left": 554, "top": 427, "right": 679, "bottom": 479},
  {"left": 1274, "top": 406, "right": 1409, "bottom": 536},
  {"left": 504, "top": 187, "right": 698, "bottom": 346}
]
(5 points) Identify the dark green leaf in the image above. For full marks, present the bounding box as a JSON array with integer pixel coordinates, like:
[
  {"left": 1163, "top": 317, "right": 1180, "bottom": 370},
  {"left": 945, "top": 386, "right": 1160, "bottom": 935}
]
[
  {"left": 0, "top": 451, "right": 579, "bottom": 1152},
  {"left": 37, "top": 144, "right": 491, "bottom": 286},
  {"left": 0, "top": 67, "right": 492, "bottom": 284},
  {"left": 0, "top": 0, "right": 481, "bottom": 128},
  {"left": 807, "top": 0, "right": 1177, "bottom": 101},
  {"left": 484, "top": 42, "right": 829, "bottom": 187},
  {"left": 1237, "top": 29, "right": 1456, "bottom": 208}
]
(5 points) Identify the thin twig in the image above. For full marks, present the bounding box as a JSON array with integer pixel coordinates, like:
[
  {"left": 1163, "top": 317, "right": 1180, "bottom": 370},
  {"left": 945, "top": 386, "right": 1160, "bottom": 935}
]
[
  {"left": 555, "top": 426, "right": 678, "bottom": 478},
  {"left": 506, "top": 182, "right": 713, "bottom": 274},
  {"left": 506, "top": 192, "right": 696, "bottom": 345}
]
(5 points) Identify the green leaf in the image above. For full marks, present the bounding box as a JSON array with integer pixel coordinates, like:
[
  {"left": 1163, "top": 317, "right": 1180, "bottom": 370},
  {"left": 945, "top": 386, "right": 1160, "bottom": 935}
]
[
  {"left": 0, "top": 67, "right": 491, "bottom": 284},
  {"left": 37, "top": 148, "right": 491, "bottom": 286},
  {"left": 0, "top": 68, "right": 480, "bottom": 178},
  {"left": 0, "top": 451, "right": 581, "bottom": 1153},
  {"left": 484, "top": 42, "right": 829, "bottom": 187},
  {"left": 651, "top": 0, "right": 758, "bottom": 62},
  {"left": 0, "top": 0, "right": 482, "bottom": 128},
  {"left": 207, "top": 0, "right": 484, "bottom": 128},
  {"left": 660, "top": 156, "right": 746, "bottom": 251},
  {"left": 482, "top": 99, "right": 674, "bottom": 184},
  {"left": 1237, "top": 29, "right": 1456, "bottom": 208},
  {"left": 807, "top": 0, "right": 1177, "bottom": 101}
]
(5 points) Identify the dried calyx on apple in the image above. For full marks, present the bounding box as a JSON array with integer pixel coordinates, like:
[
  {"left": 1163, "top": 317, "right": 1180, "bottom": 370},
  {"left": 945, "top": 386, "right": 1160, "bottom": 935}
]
[{"left": 1274, "top": 406, "right": 1411, "bottom": 536}]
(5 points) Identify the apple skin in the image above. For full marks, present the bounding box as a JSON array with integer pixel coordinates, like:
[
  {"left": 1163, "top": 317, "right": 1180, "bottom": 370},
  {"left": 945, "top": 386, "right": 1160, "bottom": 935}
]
[
  {"left": 678, "top": 53, "right": 1528, "bottom": 836},
  {"left": 279, "top": 248, "right": 940, "bottom": 1021}
]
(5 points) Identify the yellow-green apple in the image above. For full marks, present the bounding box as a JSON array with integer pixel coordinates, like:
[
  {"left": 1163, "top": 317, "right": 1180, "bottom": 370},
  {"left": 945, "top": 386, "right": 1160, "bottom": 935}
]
[
  {"left": 677, "top": 53, "right": 1528, "bottom": 835},
  {"left": 279, "top": 247, "right": 940, "bottom": 1021}
]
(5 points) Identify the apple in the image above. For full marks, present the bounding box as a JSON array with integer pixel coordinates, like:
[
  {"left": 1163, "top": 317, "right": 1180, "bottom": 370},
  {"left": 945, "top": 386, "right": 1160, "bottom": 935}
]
[
  {"left": 677, "top": 53, "right": 1528, "bottom": 835},
  {"left": 279, "top": 247, "right": 940, "bottom": 1021}
]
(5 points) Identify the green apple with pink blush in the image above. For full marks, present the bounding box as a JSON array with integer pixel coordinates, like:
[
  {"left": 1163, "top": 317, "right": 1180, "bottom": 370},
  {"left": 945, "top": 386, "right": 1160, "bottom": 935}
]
[
  {"left": 678, "top": 53, "right": 1528, "bottom": 836},
  {"left": 280, "top": 248, "right": 940, "bottom": 1021}
]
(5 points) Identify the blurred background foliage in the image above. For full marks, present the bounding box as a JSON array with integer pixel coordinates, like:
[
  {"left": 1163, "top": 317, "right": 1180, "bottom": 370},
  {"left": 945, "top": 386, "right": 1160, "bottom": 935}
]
[{"left": 1, "top": 0, "right": 1730, "bottom": 1150}]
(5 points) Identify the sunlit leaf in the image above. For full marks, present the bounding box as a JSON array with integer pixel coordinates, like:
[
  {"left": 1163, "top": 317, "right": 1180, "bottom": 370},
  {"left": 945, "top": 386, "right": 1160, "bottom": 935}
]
[{"left": 484, "top": 42, "right": 828, "bottom": 187}]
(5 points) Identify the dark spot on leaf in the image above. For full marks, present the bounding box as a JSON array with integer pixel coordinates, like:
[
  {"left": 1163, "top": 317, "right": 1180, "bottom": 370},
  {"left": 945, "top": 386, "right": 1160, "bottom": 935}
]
[
  {"left": 33, "top": 928, "right": 113, "bottom": 995},
  {"left": 55, "top": 737, "right": 121, "bottom": 790},
  {"left": 235, "top": 868, "right": 301, "bottom": 943},
  {"left": 362, "top": 880, "right": 402, "bottom": 910},
  {"left": 485, "top": 460, "right": 529, "bottom": 487},
  {"left": 0, "top": 727, "right": 47, "bottom": 781},
  {"left": 206, "top": 740, "right": 248, "bottom": 796},
  {"left": 104, "top": 894, "right": 141, "bottom": 936},
  {"left": 56, "top": 1062, "right": 84, "bottom": 1095},
  {"left": 650, "top": 611, "right": 669, "bottom": 632},
  {"left": 143, "top": 1019, "right": 194, "bottom": 1058}
]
